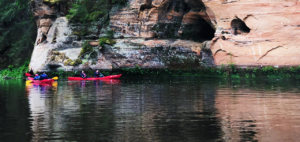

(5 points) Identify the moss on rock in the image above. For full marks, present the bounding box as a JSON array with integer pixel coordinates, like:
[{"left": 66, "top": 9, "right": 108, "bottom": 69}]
[
  {"left": 78, "top": 41, "right": 93, "bottom": 58},
  {"left": 42, "top": 0, "right": 65, "bottom": 4},
  {"left": 64, "top": 59, "right": 73, "bottom": 66},
  {"left": 99, "top": 37, "right": 116, "bottom": 46},
  {"left": 70, "top": 59, "right": 82, "bottom": 66},
  {"left": 72, "top": 31, "right": 81, "bottom": 36},
  {"left": 72, "top": 29, "right": 91, "bottom": 36}
]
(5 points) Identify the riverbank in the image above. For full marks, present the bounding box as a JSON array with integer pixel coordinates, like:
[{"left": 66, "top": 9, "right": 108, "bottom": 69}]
[
  {"left": 0, "top": 61, "right": 29, "bottom": 80},
  {"left": 46, "top": 65, "right": 300, "bottom": 80},
  {"left": 2, "top": 63, "right": 300, "bottom": 80}
]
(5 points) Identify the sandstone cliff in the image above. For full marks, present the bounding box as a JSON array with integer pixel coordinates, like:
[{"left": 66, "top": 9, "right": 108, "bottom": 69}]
[
  {"left": 207, "top": 0, "right": 300, "bottom": 66},
  {"left": 29, "top": 0, "right": 300, "bottom": 71}
]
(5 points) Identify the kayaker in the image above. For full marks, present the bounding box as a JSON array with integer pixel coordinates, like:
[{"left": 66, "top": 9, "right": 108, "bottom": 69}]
[
  {"left": 40, "top": 72, "right": 49, "bottom": 80},
  {"left": 80, "top": 71, "right": 87, "bottom": 78},
  {"left": 94, "top": 70, "right": 104, "bottom": 78},
  {"left": 29, "top": 68, "right": 34, "bottom": 76},
  {"left": 34, "top": 74, "right": 40, "bottom": 80}
]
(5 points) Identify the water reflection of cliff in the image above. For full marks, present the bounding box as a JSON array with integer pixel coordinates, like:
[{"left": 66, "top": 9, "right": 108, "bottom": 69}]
[
  {"left": 26, "top": 80, "right": 121, "bottom": 141},
  {"left": 112, "top": 79, "right": 223, "bottom": 141},
  {"left": 24, "top": 78, "right": 300, "bottom": 141},
  {"left": 215, "top": 87, "right": 300, "bottom": 141}
]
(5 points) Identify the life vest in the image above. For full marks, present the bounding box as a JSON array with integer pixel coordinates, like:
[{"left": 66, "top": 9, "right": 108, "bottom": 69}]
[
  {"left": 41, "top": 74, "right": 48, "bottom": 79},
  {"left": 34, "top": 76, "right": 40, "bottom": 80}
]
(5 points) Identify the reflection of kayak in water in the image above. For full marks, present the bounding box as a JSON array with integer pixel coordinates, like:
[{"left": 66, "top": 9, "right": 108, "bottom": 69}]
[
  {"left": 101, "top": 79, "right": 121, "bottom": 85},
  {"left": 69, "top": 79, "right": 121, "bottom": 85},
  {"left": 28, "top": 77, "right": 55, "bottom": 83},
  {"left": 68, "top": 74, "right": 122, "bottom": 80},
  {"left": 31, "top": 82, "right": 53, "bottom": 86}
]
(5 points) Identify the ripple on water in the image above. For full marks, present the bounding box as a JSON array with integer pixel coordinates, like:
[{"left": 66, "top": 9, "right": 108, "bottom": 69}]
[{"left": 1, "top": 78, "right": 300, "bottom": 141}]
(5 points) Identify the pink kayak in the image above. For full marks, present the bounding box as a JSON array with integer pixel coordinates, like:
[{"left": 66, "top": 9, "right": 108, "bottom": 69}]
[
  {"left": 68, "top": 74, "right": 122, "bottom": 80},
  {"left": 28, "top": 77, "right": 55, "bottom": 83}
]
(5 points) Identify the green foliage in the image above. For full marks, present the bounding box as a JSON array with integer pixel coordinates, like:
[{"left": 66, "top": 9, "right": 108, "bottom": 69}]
[
  {"left": 63, "top": 58, "right": 82, "bottom": 66},
  {"left": 51, "top": 70, "right": 77, "bottom": 78},
  {"left": 230, "top": 74, "right": 240, "bottom": 79},
  {"left": 79, "top": 41, "right": 94, "bottom": 58},
  {"left": 66, "top": 0, "right": 127, "bottom": 23},
  {"left": 0, "top": 0, "right": 36, "bottom": 69},
  {"left": 24, "top": 64, "right": 300, "bottom": 79},
  {"left": 290, "top": 67, "right": 296, "bottom": 73},
  {"left": 8, "top": 65, "right": 14, "bottom": 70},
  {"left": 253, "top": 67, "right": 258, "bottom": 73},
  {"left": 70, "top": 59, "right": 82, "bottom": 66},
  {"left": 72, "top": 29, "right": 92, "bottom": 36},
  {"left": 64, "top": 59, "right": 73, "bottom": 66},
  {"left": 121, "top": 65, "right": 143, "bottom": 75},
  {"left": 0, "top": 60, "right": 29, "bottom": 79},
  {"left": 223, "top": 72, "right": 229, "bottom": 77},
  {"left": 262, "top": 66, "right": 274, "bottom": 73},
  {"left": 42, "top": 0, "right": 66, "bottom": 4},
  {"left": 105, "top": 30, "right": 115, "bottom": 39},
  {"left": 99, "top": 37, "right": 116, "bottom": 46}
]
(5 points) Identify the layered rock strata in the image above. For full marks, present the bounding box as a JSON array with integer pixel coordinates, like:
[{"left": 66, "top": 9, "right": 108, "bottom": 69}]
[
  {"left": 29, "top": 0, "right": 300, "bottom": 71},
  {"left": 29, "top": 0, "right": 215, "bottom": 71}
]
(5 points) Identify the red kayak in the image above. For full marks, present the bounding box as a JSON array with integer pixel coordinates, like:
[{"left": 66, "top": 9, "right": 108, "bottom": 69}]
[
  {"left": 68, "top": 74, "right": 122, "bottom": 80},
  {"left": 28, "top": 77, "right": 55, "bottom": 83}
]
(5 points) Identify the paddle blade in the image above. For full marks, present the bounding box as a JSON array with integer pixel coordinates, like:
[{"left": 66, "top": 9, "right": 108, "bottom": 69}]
[
  {"left": 25, "top": 73, "right": 32, "bottom": 77},
  {"left": 52, "top": 77, "right": 58, "bottom": 80}
]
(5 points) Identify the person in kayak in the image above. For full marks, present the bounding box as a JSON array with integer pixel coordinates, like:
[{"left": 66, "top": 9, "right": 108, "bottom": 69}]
[
  {"left": 80, "top": 71, "right": 87, "bottom": 78},
  {"left": 40, "top": 72, "right": 49, "bottom": 80},
  {"left": 94, "top": 70, "right": 104, "bottom": 78},
  {"left": 29, "top": 68, "right": 34, "bottom": 76},
  {"left": 34, "top": 74, "right": 40, "bottom": 80}
]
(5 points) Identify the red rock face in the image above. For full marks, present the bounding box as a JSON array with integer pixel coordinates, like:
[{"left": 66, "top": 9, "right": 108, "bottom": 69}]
[
  {"left": 110, "top": 0, "right": 216, "bottom": 40},
  {"left": 111, "top": 0, "right": 300, "bottom": 66},
  {"left": 30, "top": 0, "right": 300, "bottom": 71},
  {"left": 31, "top": 1, "right": 69, "bottom": 44},
  {"left": 205, "top": 0, "right": 300, "bottom": 66}
]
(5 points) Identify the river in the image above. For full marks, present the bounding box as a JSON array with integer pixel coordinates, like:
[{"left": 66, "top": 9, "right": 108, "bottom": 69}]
[{"left": 1, "top": 77, "right": 300, "bottom": 141}]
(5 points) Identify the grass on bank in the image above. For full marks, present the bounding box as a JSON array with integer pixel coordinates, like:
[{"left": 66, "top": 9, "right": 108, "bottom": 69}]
[
  {"left": 0, "top": 61, "right": 29, "bottom": 79},
  {"left": 45, "top": 64, "right": 300, "bottom": 80},
  {"left": 2, "top": 61, "right": 300, "bottom": 80}
]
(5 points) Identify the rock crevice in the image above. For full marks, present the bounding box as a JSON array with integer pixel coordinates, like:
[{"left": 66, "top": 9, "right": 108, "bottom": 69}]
[{"left": 29, "top": 0, "right": 300, "bottom": 71}]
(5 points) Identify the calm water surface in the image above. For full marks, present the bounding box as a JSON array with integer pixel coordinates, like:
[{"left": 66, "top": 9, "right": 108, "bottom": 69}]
[{"left": 1, "top": 77, "right": 300, "bottom": 141}]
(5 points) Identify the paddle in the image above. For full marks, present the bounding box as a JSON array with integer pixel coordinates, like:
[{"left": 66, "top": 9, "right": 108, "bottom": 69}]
[
  {"left": 25, "top": 73, "right": 32, "bottom": 77},
  {"left": 52, "top": 77, "right": 58, "bottom": 80}
]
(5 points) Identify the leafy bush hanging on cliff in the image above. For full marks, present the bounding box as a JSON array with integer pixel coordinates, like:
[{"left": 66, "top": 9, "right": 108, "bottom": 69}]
[
  {"left": 0, "top": 0, "right": 36, "bottom": 69},
  {"left": 66, "top": 0, "right": 127, "bottom": 23}
]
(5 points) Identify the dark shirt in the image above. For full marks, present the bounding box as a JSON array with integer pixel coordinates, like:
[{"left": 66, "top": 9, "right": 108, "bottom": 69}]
[
  {"left": 94, "top": 72, "right": 99, "bottom": 77},
  {"left": 80, "top": 73, "right": 86, "bottom": 78},
  {"left": 41, "top": 74, "right": 49, "bottom": 80},
  {"left": 94, "top": 72, "right": 104, "bottom": 77}
]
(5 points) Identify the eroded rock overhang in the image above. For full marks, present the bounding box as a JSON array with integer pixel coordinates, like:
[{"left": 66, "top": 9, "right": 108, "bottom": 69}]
[
  {"left": 29, "top": 0, "right": 217, "bottom": 71},
  {"left": 30, "top": 0, "right": 300, "bottom": 71}
]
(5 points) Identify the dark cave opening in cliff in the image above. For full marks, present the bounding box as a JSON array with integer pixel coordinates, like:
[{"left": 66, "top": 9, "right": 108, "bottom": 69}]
[
  {"left": 231, "top": 18, "right": 251, "bottom": 35},
  {"left": 181, "top": 18, "right": 215, "bottom": 41}
]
